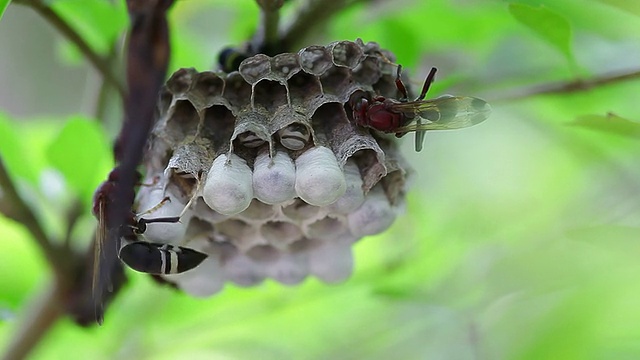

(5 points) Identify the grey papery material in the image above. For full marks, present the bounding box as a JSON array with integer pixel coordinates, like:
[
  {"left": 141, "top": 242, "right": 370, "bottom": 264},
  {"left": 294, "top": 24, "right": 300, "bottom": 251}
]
[{"left": 136, "top": 40, "right": 412, "bottom": 296}]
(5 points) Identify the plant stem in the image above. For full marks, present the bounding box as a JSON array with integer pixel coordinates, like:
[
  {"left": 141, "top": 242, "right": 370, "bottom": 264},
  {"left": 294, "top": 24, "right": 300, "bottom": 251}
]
[
  {"left": 0, "top": 157, "right": 69, "bottom": 280},
  {"left": 13, "top": 0, "right": 126, "bottom": 99},
  {"left": 280, "top": 0, "right": 371, "bottom": 51},
  {"left": 253, "top": 0, "right": 284, "bottom": 54},
  {"left": 492, "top": 68, "right": 640, "bottom": 102},
  {"left": 1, "top": 281, "right": 65, "bottom": 360}
]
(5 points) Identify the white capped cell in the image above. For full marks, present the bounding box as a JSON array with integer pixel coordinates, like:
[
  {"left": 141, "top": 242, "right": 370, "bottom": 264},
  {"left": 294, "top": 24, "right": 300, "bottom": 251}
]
[
  {"left": 294, "top": 146, "right": 346, "bottom": 206},
  {"left": 136, "top": 187, "right": 191, "bottom": 244},
  {"left": 222, "top": 253, "right": 265, "bottom": 287},
  {"left": 304, "top": 216, "right": 348, "bottom": 240},
  {"left": 308, "top": 239, "right": 353, "bottom": 283},
  {"left": 347, "top": 186, "right": 396, "bottom": 238},
  {"left": 281, "top": 198, "right": 323, "bottom": 222},
  {"left": 202, "top": 153, "right": 253, "bottom": 215},
  {"left": 237, "top": 199, "right": 277, "bottom": 222},
  {"left": 192, "top": 198, "right": 229, "bottom": 223},
  {"left": 252, "top": 149, "right": 296, "bottom": 204},
  {"left": 216, "top": 219, "right": 265, "bottom": 252},
  {"left": 260, "top": 220, "right": 304, "bottom": 249},
  {"left": 266, "top": 252, "right": 308, "bottom": 285},
  {"left": 246, "top": 244, "right": 280, "bottom": 262},
  {"left": 166, "top": 256, "right": 224, "bottom": 297},
  {"left": 325, "top": 159, "right": 365, "bottom": 214}
]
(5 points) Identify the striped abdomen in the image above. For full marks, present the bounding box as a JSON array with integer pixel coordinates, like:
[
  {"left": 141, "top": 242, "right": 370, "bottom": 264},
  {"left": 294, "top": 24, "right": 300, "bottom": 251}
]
[{"left": 119, "top": 242, "right": 207, "bottom": 274}]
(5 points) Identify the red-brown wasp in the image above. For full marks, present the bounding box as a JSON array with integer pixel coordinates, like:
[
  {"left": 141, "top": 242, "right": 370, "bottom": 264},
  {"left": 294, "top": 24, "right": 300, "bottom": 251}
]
[{"left": 351, "top": 65, "right": 491, "bottom": 151}]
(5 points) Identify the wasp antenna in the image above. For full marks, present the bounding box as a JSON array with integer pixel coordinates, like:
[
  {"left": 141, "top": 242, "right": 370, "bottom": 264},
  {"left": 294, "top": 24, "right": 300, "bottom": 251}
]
[{"left": 138, "top": 216, "right": 181, "bottom": 227}]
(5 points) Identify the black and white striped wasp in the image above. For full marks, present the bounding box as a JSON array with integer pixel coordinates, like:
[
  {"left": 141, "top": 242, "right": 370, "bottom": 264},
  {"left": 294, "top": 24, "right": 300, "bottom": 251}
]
[
  {"left": 351, "top": 65, "right": 491, "bottom": 151},
  {"left": 92, "top": 168, "right": 207, "bottom": 276}
]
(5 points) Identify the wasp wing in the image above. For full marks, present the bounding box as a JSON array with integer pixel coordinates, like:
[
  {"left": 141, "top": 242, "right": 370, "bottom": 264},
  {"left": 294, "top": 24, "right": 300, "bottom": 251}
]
[
  {"left": 93, "top": 200, "right": 107, "bottom": 296},
  {"left": 392, "top": 96, "right": 491, "bottom": 133},
  {"left": 91, "top": 199, "right": 108, "bottom": 324},
  {"left": 92, "top": 199, "right": 123, "bottom": 325},
  {"left": 413, "top": 117, "right": 427, "bottom": 152}
]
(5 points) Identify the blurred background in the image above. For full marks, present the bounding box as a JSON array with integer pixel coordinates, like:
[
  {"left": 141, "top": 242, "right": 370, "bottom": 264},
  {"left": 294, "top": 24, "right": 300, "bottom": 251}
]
[{"left": 1, "top": 0, "right": 640, "bottom": 359}]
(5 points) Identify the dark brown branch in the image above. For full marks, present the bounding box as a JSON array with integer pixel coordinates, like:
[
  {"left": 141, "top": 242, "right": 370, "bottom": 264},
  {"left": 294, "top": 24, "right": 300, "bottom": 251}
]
[
  {"left": 0, "top": 157, "right": 69, "bottom": 280},
  {"left": 491, "top": 68, "right": 640, "bottom": 102},
  {"left": 13, "top": 0, "right": 126, "bottom": 99},
  {"left": 2, "top": 282, "right": 65, "bottom": 360},
  {"left": 92, "top": 0, "right": 174, "bottom": 325}
]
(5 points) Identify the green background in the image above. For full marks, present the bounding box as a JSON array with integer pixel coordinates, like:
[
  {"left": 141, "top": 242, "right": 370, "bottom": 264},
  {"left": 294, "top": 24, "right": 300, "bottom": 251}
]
[{"left": 1, "top": 0, "right": 640, "bottom": 358}]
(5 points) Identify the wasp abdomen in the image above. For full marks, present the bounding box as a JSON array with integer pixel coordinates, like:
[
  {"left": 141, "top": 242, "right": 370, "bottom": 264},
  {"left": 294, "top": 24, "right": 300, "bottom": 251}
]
[{"left": 119, "top": 242, "right": 208, "bottom": 275}]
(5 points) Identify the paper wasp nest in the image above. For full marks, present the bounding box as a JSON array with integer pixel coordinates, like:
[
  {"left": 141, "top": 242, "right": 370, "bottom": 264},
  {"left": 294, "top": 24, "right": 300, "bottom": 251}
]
[{"left": 137, "top": 40, "right": 412, "bottom": 295}]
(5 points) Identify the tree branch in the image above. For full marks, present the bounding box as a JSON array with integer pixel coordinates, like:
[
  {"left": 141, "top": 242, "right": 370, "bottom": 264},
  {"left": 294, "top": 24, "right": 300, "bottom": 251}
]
[
  {"left": 2, "top": 281, "right": 65, "bottom": 360},
  {"left": 91, "top": 0, "right": 174, "bottom": 325},
  {"left": 0, "top": 157, "right": 69, "bottom": 280},
  {"left": 280, "top": 0, "right": 371, "bottom": 51},
  {"left": 13, "top": 0, "right": 126, "bottom": 99},
  {"left": 491, "top": 68, "right": 640, "bottom": 102}
]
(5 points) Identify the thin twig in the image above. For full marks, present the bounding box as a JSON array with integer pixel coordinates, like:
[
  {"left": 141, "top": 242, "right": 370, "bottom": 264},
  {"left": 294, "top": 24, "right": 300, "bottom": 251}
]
[
  {"left": 252, "top": 0, "right": 284, "bottom": 54},
  {"left": 62, "top": 199, "right": 84, "bottom": 249},
  {"left": 280, "top": 0, "right": 371, "bottom": 51},
  {"left": 1, "top": 281, "right": 65, "bottom": 360},
  {"left": 0, "top": 157, "right": 69, "bottom": 280},
  {"left": 13, "top": 0, "right": 126, "bottom": 99},
  {"left": 490, "top": 68, "right": 640, "bottom": 102}
]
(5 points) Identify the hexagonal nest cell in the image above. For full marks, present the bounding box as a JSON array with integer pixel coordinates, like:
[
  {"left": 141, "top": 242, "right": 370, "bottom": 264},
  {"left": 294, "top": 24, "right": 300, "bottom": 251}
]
[{"left": 136, "top": 39, "right": 413, "bottom": 296}]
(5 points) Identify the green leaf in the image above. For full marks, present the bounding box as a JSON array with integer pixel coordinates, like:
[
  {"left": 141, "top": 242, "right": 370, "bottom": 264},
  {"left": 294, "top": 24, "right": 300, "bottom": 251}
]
[
  {"left": 56, "top": 38, "right": 84, "bottom": 66},
  {"left": 569, "top": 113, "right": 640, "bottom": 140},
  {"left": 0, "top": 0, "right": 9, "bottom": 21},
  {"left": 0, "top": 113, "right": 37, "bottom": 183},
  {"left": 50, "top": 0, "right": 127, "bottom": 57},
  {"left": 598, "top": 0, "right": 640, "bottom": 17},
  {"left": 47, "top": 116, "right": 111, "bottom": 198},
  {"left": 508, "top": 3, "right": 574, "bottom": 64},
  {"left": 0, "top": 217, "right": 47, "bottom": 308}
]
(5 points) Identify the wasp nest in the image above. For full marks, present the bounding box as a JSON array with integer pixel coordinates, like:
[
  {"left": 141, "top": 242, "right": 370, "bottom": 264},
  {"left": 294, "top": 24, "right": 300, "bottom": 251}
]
[{"left": 137, "top": 39, "right": 412, "bottom": 296}]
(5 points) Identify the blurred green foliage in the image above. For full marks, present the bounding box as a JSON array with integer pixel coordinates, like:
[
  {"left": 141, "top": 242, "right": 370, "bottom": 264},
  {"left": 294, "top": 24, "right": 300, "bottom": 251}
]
[{"left": 1, "top": 0, "right": 640, "bottom": 359}]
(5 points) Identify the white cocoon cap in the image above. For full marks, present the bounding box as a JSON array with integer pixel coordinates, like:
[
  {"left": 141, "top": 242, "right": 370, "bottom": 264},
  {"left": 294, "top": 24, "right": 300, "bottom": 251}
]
[
  {"left": 308, "top": 239, "right": 353, "bottom": 283},
  {"left": 347, "top": 187, "right": 396, "bottom": 238},
  {"left": 325, "top": 159, "right": 364, "bottom": 214},
  {"left": 260, "top": 221, "right": 303, "bottom": 249},
  {"left": 252, "top": 149, "right": 296, "bottom": 204},
  {"left": 294, "top": 146, "right": 346, "bottom": 206},
  {"left": 267, "top": 252, "right": 308, "bottom": 285},
  {"left": 166, "top": 257, "right": 224, "bottom": 297},
  {"left": 222, "top": 253, "right": 265, "bottom": 286},
  {"left": 137, "top": 187, "right": 190, "bottom": 244},
  {"left": 203, "top": 153, "right": 253, "bottom": 215}
]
